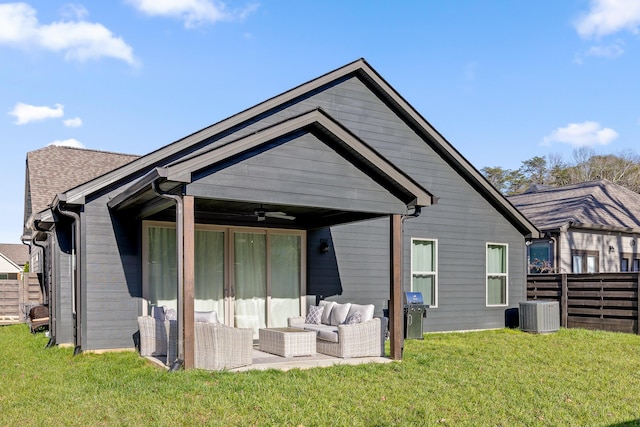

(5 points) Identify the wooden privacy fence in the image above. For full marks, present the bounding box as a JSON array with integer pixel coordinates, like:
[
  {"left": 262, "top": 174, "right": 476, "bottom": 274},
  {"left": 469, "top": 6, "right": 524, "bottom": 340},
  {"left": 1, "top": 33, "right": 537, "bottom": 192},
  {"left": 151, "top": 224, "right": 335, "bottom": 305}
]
[
  {"left": 527, "top": 273, "right": 640, "bottom": 334},
  {"left": 0, "top": 273, "right": 42, "bottom": 324}
]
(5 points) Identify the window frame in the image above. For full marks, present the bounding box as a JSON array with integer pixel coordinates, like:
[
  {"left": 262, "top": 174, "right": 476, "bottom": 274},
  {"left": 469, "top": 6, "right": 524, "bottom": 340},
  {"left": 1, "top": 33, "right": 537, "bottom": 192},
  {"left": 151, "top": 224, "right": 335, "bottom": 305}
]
[
  {"left": 410, "top": 237, "right": 438, "bottom": 308},
  {"left": 620, "top": 253, "right": 640, "bottom": 272},
  {"left": 572, "top": 250, "right": 599, "bottom": 273},
  {"left": 486, "top": 242, "right": 508, "bottom": 307}
]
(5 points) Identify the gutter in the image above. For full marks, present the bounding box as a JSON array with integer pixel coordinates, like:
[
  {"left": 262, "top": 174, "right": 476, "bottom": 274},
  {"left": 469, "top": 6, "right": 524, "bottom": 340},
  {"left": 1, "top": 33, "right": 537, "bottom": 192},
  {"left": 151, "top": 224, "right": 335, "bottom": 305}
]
[
  {"left": 55, "top": 202, "right": 82, "bottom": 356},
  {"left": 151, "top": 179, "right": 185, "bottom": 372}
]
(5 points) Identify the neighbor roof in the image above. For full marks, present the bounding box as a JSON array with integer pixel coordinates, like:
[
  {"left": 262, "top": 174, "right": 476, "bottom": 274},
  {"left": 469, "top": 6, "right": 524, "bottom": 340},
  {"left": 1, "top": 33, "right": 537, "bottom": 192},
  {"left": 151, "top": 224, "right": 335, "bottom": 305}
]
[
  {"left": 0, "top": 243, "right": 29, "bottom": 267},
  {"left": 24, "top": 145, "right": 139, "bottom": 223},
  {"left": 33, "top": 58, "right": 539, "bottom": 238},
  {"left": 508, "top": 179, "right": 640, "bottom": 233}
]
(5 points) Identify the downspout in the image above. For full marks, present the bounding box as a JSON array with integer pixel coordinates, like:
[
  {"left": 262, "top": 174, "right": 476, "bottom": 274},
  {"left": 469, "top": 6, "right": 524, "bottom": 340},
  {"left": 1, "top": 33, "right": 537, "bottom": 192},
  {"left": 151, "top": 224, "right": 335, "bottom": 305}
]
[
  {"left": 31, "top": 221, "right": 56, "bottom": 348},
  {"left": 56, "top": 205, "right": 82, "bottom": 356},
  {"left": 151, "top": 179, "right": 185, "bottom": 372}
]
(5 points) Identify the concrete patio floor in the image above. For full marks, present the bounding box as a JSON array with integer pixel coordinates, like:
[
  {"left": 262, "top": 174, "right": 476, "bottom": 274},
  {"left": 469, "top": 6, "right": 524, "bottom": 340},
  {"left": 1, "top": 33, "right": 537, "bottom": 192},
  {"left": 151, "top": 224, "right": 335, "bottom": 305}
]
[{"left": 145, "top": 346, "right": 395, "bottom": 372}]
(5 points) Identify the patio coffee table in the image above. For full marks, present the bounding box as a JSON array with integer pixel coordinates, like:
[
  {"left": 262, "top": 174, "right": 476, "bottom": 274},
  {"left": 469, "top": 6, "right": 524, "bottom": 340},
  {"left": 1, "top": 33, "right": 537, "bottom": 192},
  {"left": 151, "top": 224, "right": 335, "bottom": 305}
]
[{"left": 258, "top": 327, "right": 316, "bottom": 358}]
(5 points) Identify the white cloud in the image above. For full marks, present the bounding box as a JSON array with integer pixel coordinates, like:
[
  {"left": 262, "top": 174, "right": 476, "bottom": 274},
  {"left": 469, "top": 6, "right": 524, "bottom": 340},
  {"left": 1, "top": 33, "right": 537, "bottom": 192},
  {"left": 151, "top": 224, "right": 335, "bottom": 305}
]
[
  {"left": 542, "top": 121, "right": 619, "bottom": 147},
  {"left": 127, "top": 0, "right": 258, "bottom": 28},
  {"left": 9, "top": 102, "right": 64, "bottom": 125},
  {"left": 63, "top": 117, "right": 83, "bottom": 128},
  {"left": 574, "top": 0, "right": 640, "bottom": 39},
  {"left": 48, "top": 138, "right": 85, "bottom": 149},
  {"left": 0, "top": 2, "right": 138, "bottom": 66}
]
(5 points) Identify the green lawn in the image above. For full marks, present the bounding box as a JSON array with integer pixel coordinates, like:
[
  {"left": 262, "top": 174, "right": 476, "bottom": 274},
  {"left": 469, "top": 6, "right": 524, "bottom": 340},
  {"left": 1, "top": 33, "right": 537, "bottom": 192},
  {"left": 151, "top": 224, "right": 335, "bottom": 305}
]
[{"left": 2, "top": 324, "right": 640, "bottom": 426}]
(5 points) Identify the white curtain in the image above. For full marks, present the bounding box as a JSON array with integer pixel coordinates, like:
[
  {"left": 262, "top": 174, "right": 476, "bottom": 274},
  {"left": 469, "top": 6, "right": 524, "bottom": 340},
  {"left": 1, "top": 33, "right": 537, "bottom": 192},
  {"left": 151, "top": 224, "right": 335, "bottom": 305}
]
[
  {"left": 148, "top": 226, "right": 177, "bottom": 310},
  {"left": 487, "top": 244, "right": 506, "bottom": 305},
  {"left": 270, "top": 234, "right": 301, "bottom": 327},
  {"left": 234, "top": 232, "right": 266, "bottom": 332},
  {"left": 412, "top": 240, "right": 435, "bottom": 305},
  {"left": 194, "top": 230, "right": 224, "bottom": 317}
]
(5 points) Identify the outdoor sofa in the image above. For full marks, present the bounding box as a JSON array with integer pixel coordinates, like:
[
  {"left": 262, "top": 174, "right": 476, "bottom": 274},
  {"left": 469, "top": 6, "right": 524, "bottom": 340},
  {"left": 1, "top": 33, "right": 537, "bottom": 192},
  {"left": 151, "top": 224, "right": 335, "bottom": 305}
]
[
  {"left": 137, "top": 307, "right": 253, "bottom": 371},
  {"left": 288, "top": 301, "right": 381, "bottom": 358}
]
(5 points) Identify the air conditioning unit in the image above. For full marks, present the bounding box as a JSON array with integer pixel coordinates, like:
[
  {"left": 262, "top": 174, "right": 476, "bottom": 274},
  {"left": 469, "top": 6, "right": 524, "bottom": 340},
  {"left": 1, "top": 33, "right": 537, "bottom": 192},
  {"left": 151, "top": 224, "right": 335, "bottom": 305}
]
[{"left": 519, "top": 301, "right": 560, "bottom": 333}]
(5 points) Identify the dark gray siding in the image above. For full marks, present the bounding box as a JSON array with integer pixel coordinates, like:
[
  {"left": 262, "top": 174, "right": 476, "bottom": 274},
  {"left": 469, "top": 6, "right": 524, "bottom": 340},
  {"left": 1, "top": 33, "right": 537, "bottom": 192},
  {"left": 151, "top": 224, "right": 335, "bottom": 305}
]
[
  {"left": 53, "top": 227, "right": 75, "bottom": 345},
  {"left": 289, "top": 77, "right": 527, "bottom": 331},
  {"left": 81, "top": 193, "right": 142, "bottom": 350},
  {"left": 188, "top": 133, "right": 405, "bottom": 214}
]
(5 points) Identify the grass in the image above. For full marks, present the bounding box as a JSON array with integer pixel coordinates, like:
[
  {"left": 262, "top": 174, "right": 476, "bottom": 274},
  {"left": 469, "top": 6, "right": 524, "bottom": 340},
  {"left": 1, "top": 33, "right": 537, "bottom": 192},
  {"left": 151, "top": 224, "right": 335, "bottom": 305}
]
[{"left": 2, "top": 325, "right": 640, "bottom": 426}]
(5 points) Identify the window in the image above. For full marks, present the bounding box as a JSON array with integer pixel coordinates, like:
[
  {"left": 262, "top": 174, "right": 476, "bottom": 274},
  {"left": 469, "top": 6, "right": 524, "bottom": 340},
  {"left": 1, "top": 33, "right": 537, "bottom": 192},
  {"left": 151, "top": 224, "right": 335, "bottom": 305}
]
[
  {"left": 411, "top": 239, "right": 437, "bottom": 307},
  {"left": 528, "top": 241, "right": 553, "bottom": 273},
  {"left": 487, "top": 243, "right": 508, "bottom": 306},
  {"left": 621, "top": 255, "right": 640, "bottom": 272},
  {"left": 572, "top": 250, "right": 598, "bottom": 273}
]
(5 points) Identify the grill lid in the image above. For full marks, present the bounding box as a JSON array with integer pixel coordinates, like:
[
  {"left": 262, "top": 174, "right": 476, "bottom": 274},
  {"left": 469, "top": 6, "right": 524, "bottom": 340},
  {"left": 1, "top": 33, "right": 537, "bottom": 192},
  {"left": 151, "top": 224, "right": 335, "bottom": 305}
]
[{"left": 404, "top": 292, "right": 424, "bottom": 305}]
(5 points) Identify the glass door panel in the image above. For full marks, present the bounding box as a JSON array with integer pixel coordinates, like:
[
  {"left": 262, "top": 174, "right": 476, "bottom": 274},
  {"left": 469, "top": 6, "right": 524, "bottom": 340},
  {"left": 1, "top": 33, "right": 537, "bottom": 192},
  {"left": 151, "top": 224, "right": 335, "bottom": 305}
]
[
  {"left": 270, "top": 234, "right": 301, "bottom": 327},
  {"left": 194, "top": 229, "right": 225, "bottom": 320},
  {"left": 233, "top": 232, "right": 266, "bottom": 333}
]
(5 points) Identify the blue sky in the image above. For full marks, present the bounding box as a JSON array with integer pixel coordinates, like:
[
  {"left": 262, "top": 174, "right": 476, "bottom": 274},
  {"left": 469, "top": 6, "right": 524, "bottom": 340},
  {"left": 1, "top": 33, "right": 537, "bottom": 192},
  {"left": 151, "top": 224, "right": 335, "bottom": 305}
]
[{"left": 1, "top": 0, "right": 639, "bottom": 243}]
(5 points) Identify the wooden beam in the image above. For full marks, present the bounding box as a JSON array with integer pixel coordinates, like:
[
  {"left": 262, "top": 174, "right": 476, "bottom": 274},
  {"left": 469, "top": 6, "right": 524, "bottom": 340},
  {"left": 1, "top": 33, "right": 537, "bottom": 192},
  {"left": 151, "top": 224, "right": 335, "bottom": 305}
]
[
  {"left": 182, "top": 195, "right": 195, "bottom": 369},
  {"left": 390, "top": 214, "right": 404, "bottom": 360}
]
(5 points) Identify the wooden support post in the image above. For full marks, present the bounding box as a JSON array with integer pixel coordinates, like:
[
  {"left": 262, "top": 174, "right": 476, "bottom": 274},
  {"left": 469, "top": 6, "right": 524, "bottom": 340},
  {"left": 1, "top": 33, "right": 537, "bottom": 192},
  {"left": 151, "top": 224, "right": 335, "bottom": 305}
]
[
  {"left": 561, "top": 273, "right": 568, "bottom": 328},
  {"left": 636, "top": 273, "right": 640, "bottom": 335},
  {"left": 182, "top": 195, "right": 195, "bottom": 369},
  {"left": 390, "top": 215, "right": 404, "bottom": 360}
]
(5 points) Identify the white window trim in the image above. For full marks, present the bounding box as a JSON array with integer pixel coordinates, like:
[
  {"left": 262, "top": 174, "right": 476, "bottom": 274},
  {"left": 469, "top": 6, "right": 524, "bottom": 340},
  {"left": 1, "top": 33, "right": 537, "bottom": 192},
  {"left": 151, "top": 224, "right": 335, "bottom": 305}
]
[
  {"left": 486, "top": 242, "right": 508, "bottom": 307},
  {"left": 411, "top": 237, "right": 438, "bottom": 308}
]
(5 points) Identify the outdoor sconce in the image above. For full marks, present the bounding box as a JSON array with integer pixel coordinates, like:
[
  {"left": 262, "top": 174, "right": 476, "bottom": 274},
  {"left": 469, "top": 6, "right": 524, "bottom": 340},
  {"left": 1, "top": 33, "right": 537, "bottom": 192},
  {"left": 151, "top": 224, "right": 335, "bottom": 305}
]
[
  {"left": 319, "top": 239, "right": 330, "bottom": 254},
  {"left": 609, "top": 245, "right": 615, "bottom": 253}
]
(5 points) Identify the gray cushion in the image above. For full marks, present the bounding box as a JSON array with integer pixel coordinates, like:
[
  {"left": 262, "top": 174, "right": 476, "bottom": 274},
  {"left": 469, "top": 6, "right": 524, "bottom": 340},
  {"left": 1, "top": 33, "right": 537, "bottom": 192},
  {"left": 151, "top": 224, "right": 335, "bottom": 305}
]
[
  {"left": 305, "top": 305, "right": 323, "bottom": 325},
  {"left": 318, "top": 300, "right": 336, "bottom": 325},
  {"left": 151, "top": 305, "right": 165, "bottom": 321},
  {"left": 344, "top": 312, "right": 362, "bottom": 324},
  {"left": 194, "top": 310, "right": 219, "bottom": 324},
  {"left": 330, "top": 303, "right": 352, "bottom": 326},
  {"left": 346, "top": 304, "right": 375, "bottom": 323},
  {"left": 303, "top": 323, "right": 339, "bottom": 343}
]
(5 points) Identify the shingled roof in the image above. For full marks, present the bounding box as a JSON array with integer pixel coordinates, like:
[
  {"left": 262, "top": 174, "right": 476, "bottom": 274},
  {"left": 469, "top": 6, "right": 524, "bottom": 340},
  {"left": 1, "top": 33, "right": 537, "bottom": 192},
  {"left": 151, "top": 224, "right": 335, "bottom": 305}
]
[
  {"left": 508, "top": 179, "right": 640, "bottom": 232},
  {"left": 0, "top": 243, "right": 29, "bottom": 267},
  {"left": 24, "top": 145, "right": 139, "bottom": 223}
]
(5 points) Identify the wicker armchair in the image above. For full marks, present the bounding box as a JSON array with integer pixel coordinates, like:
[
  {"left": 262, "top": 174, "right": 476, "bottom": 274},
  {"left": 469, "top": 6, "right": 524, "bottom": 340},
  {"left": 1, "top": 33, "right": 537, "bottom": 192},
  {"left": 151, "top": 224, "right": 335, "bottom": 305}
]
[
  {"left": 137, "top": 316, "right": 178, "bottom": 366},
  {"left": 194, "top": 322, "right": 253, "bottom": 371}
]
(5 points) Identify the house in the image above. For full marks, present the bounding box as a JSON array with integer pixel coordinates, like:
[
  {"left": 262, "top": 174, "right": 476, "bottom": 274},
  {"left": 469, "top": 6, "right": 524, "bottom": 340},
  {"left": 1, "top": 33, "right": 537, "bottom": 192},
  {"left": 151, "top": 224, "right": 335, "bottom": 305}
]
[
  {"left": 0, "top": 243, "right": 36, "bottom": 322},
  {"left": 23, "top": 59, "right": 538, "bottom": 366},
  {"left": 508, "top": 179, "right": 640, "bottom": 274}
]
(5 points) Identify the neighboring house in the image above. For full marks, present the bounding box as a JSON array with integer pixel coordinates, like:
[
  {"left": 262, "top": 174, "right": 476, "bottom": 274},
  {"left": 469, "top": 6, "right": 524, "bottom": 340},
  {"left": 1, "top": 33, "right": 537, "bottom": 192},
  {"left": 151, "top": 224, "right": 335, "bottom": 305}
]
[
  {"left": 508, "top": 179, "right": 640, "bottom": 274},
  {"left": 23, "top": 59, "right": 538, "bottom": 365},
  {"left": 0, "top": 244, "right": 28, "bottom": 278}
]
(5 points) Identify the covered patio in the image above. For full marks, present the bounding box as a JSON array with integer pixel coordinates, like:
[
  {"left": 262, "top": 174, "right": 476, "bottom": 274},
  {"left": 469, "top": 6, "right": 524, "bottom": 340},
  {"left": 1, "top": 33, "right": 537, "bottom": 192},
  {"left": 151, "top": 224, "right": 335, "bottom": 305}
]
[{"left": 109, "top": 109, "right": 434, "bottom": 369}]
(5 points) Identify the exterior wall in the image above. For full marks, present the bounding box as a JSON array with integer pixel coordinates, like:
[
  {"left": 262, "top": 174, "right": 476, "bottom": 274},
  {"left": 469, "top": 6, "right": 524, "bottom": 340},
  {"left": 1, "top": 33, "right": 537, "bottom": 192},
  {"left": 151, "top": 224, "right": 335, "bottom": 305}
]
[
  {"left": 81, "top": 192, "right": 142, "bottom": 351},
  {"left": 52, "top": 227, "right": 75, "bottom": 345},
  {"left": 300, "top": 77, "right": 528, "bottom": 332},
  {"left": 559, "top": 229, "right": 640, "bottom": 273}
]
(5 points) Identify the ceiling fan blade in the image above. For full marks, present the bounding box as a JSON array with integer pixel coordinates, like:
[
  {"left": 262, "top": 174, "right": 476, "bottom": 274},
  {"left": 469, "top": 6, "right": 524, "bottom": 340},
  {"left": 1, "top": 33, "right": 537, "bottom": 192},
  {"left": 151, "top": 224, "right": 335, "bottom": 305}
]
[{"left": 265, "top": 212, "right": 296, "bottom": 221}]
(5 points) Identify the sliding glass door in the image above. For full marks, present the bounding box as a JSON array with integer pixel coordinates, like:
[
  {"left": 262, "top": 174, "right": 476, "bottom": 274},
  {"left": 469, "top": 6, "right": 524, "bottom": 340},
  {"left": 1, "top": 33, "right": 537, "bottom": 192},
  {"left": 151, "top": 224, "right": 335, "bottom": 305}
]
[{"left": 144, "top": 222, "right": 304, "bottom": 334}]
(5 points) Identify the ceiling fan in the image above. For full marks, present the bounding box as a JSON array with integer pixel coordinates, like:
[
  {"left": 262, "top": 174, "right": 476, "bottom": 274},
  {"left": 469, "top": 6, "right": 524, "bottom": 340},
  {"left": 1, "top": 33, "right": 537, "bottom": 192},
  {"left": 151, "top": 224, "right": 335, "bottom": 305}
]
[{"left": 253, "top": 208, "right": 296, "bottom": 222}]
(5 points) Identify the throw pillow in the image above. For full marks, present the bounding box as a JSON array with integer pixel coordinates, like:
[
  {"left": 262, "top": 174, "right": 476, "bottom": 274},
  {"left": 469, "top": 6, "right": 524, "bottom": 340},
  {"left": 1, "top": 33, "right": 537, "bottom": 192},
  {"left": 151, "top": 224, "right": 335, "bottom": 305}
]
[
  {"left": 305, "top": 305, "right": 324, "bottom": 325},
  {"left": 164, "top": 307, "right": 177, "bottom": 321},
  {"left": 318, "top": 300, "right": 336, "bottom": 325},
  {"left": 194, "top": 310, "right": 219, "bottom": 324},
  {"left": 343, "top": 312, "right": 362, "bottom": 325},
  {"left": 346, "top": 304, "right": 375, "bottom": 323},
  {"left": 330, "top": 302, "right": 352, "bottom": 326}
]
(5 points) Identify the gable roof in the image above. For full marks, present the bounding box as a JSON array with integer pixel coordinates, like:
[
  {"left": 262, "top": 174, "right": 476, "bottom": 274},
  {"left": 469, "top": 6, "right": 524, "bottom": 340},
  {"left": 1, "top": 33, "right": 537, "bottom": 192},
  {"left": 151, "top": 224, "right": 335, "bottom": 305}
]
[
  {"left": 24, "top": 145, "right": 139, "bottom": 225},
  {"left": 0, "top": 243, "right": 29, "bottom": 267},
  {"left": 35, "top": 58, "right": 538, "bottom": 237},
  {"left": 508, "top": 179, "right": 640, "bottom": 233}
]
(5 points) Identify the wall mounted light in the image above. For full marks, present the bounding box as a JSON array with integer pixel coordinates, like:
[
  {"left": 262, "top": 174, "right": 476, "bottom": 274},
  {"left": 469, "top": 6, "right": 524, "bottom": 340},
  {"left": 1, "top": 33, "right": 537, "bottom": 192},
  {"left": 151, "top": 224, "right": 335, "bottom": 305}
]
[
  {"left": 609, "top": 245, "right": 615, "bottom": 253},
  {"left": 319, "top": 239, "right": 330, "bottom": 254}
]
